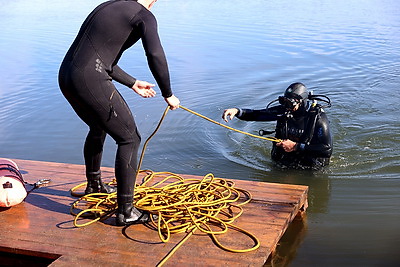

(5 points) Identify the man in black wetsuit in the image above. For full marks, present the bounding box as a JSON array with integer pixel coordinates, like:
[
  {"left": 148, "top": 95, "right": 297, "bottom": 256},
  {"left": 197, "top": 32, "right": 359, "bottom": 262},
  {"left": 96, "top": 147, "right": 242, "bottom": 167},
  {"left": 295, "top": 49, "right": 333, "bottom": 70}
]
[
  {"left": 222, "top": 82, "right": 332, "bottom": 170},
  {"left": 58, "top": 0, "right": 180, "bottom": 226}
]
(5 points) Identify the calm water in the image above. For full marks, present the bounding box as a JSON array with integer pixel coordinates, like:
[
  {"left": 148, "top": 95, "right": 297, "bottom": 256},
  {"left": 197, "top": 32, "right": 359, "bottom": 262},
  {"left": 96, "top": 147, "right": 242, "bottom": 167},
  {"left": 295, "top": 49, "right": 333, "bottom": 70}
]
[{"left": 1, "top": 0, "right": 400, "bottom": 266}]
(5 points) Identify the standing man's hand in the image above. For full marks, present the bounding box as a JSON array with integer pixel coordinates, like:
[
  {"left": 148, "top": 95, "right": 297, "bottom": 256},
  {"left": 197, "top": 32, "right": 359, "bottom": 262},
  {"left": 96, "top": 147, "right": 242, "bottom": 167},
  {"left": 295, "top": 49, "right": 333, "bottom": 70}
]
[
  {"left": 132, "top": 80, "right": 156, "bottom": 98},
  {"left": 165, "top": 95, "right": 180, "bottom": 110}
]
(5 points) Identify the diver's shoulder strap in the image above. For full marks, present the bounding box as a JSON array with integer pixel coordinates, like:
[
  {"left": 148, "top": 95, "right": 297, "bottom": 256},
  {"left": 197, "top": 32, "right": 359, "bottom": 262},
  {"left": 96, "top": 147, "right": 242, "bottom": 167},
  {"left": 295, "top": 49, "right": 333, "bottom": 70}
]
[{"left": 303, "top": 105, "right": 322, "bottom": 145}]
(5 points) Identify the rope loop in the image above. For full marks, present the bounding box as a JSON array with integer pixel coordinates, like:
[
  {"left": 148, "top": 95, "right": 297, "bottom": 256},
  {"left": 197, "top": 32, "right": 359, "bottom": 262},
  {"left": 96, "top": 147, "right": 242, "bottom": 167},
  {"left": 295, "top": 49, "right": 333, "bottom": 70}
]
[{"left": 69, "top": 105, "right": 263, "bottom": 265}]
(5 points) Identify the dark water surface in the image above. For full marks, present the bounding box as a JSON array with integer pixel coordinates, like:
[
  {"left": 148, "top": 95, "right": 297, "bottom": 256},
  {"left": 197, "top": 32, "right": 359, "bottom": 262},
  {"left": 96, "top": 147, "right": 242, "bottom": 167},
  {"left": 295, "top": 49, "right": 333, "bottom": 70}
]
[{"left": 1, "top": 0, "right": 399, "bottom": 266}]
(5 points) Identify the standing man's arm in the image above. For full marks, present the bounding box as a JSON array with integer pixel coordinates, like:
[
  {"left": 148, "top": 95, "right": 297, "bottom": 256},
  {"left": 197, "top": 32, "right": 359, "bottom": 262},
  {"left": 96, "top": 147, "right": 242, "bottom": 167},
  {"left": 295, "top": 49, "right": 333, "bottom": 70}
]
[{"left": 138, "top": 11, "right": 179, "bottom": 109}]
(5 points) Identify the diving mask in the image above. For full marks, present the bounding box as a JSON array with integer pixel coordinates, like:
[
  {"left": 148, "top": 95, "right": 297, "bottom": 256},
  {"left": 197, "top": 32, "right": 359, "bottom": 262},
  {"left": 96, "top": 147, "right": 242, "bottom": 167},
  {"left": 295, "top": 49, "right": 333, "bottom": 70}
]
[{"left": 278, "top": 96, "right": 300, "bottom": 110}]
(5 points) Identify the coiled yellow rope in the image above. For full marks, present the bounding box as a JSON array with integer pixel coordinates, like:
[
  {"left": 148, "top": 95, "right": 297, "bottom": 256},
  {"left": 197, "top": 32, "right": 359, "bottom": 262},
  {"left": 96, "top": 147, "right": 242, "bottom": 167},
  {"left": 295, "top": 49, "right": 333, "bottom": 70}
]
[
  {"left": 70, "top": 170, "right": 260, "bottom": 265},
  {"left": 70, "top": 105, "right": 271, "bottom": 264}
]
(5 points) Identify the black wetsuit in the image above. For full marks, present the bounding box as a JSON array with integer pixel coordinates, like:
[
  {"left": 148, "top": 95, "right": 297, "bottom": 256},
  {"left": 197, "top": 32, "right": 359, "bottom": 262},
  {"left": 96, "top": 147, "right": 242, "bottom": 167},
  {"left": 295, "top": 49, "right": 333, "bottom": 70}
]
[
  {"left": 236, "top": 102, "right": 332, "bottom": 169},
  {"left": 58, "top": 0, "right": 172, "bottom": 203}
]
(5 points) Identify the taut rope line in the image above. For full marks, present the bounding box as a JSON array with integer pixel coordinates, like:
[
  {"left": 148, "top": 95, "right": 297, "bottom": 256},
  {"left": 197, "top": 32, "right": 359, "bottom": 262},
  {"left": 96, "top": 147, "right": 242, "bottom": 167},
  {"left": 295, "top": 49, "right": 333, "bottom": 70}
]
[{"left": 179, "top": 105, "right": 282, "bottom": 143}]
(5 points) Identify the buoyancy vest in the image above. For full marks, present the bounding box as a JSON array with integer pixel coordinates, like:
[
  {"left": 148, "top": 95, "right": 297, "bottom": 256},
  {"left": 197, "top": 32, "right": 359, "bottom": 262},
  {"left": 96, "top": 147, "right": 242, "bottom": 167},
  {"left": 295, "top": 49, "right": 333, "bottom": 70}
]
[{"left": 271, "top": 104, "right": 327, "bottom": 168}]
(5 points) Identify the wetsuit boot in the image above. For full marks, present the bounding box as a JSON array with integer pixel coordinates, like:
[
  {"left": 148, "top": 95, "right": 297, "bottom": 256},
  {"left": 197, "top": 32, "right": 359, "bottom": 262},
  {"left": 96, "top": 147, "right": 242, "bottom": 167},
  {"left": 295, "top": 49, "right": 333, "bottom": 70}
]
[
  {"left": 116, "top": 197, "right": 149, "bottom": 226},
  {"left": 84, "top": 171, "right": 117, "bottom": 195}
]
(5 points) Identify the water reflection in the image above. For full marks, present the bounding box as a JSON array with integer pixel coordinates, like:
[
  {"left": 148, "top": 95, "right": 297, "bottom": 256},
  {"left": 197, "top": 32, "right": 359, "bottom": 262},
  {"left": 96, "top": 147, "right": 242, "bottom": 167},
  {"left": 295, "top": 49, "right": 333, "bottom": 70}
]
[
  {"left": 1, "top": 0, "right": 400, "bottom": 265},
  {"left": 265, "top": 216, "right": 308, "bottom": 267}
]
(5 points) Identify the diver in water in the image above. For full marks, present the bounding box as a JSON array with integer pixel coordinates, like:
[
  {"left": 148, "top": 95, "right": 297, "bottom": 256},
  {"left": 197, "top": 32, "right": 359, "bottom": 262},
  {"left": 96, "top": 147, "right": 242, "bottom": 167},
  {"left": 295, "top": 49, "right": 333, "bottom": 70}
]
[{"left": 222, "top": 82, "right": 332, "bottom": 170}]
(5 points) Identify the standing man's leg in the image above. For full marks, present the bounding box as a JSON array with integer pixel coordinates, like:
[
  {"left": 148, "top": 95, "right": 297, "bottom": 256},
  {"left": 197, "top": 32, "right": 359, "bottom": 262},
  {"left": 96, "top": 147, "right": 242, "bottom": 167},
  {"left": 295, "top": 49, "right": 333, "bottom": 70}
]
[
  {"left": 114, "top": 129, "right": 142, "bottom": 225},
  {"left": 103, "top": 89, "right": 146, "bottom": 225},
  {"left": 84, "top": 126, "right": 116, "bottom": 194}
]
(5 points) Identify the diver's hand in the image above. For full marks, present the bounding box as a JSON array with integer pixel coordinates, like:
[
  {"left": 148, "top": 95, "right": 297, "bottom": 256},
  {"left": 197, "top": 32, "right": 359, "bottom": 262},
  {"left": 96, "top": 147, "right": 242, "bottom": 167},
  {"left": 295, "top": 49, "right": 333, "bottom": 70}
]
[
  {"left": 132, "top": 80, "right": 156, "bottom": 98},
  {"left": 222, "top": 108, "right": 239, "bottom": 122},
  {"left": 276, "top": 139, "right": 298, "bottom": 152},
  {"left": 165, "top": 95, "right": 180, "bottom": 110}
]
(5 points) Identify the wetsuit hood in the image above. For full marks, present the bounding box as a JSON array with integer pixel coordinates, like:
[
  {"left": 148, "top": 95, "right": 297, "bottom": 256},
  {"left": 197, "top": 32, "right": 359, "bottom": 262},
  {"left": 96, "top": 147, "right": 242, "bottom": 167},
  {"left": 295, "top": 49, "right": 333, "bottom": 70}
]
[
  {"left": 284, "top": 82, "right": 308, "bottom": 100},
  {"left": 277, "top": 82, "right": 309, "bottom": 111}
]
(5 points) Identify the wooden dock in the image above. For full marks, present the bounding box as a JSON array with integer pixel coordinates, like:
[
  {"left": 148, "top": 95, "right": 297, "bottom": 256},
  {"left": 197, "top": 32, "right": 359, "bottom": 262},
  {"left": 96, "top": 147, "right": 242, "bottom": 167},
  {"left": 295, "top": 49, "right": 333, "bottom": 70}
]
[{"left": 0, "top": 159, "right": 308, "bottom": 266}]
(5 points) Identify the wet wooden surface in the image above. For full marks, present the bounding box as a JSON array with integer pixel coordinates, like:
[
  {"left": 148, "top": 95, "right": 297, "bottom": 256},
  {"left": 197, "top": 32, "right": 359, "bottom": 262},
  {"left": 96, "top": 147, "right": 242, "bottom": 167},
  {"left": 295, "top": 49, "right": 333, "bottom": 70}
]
[{"left": 0, "top": 159, "right": 308, "bottom": 266}]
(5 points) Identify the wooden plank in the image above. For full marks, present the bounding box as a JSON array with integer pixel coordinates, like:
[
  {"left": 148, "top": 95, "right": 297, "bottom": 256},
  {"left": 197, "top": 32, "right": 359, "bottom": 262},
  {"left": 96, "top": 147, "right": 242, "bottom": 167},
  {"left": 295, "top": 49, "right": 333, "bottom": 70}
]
[{"left": 0, "top": 158, "right": 308, "bottom": 266}]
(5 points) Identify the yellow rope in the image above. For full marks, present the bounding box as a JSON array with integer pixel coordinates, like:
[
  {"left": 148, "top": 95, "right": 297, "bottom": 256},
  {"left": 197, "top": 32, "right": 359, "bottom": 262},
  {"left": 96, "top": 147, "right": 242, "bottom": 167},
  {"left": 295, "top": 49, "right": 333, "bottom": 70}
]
[
  {"left": 70, "top": 171, "right": 260, "bottom": 252},
  {"left": 69, "top": 105, "right": 265, "bottom": 264},
  {"left": 179, "top": 105, "right": 282, "bottom": 143}
]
